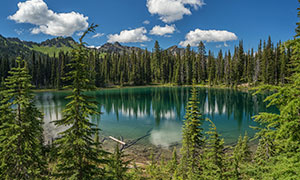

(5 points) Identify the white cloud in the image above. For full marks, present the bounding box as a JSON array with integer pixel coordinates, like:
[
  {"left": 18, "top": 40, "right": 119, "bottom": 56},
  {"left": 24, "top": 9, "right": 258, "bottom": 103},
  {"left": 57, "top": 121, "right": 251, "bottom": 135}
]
[
  {"left": 107, "top": 27, "right": 150, "bottom": 43},
  {"left": 87, "top": 45, "right": 101, "bottom": 49},
  {"left": 179, "top": 29, "right": 238, "bottom": 47},
  {"left": 216, "top": 42, "right": 229, "bottom": 48},
  {"left": 15, "top": 29, "right": 24, "bottom": 35},
  {"left": 143, "top": 20, "right": 150, "bottom": 25},
  {"left": 8, "top": 0, "right": 88, "bottom": 36},
  {"left": 76, "top": 32, "right": 84, "bottom": 36},
  {"left": 92, "top": 33, "right": 104, "bottom": 38},
  {"left": 147, "top": 0, "right": 205, "bottom": 23},
  {"left": 150, "top": 24, "right": 176, "bottom": 36}
]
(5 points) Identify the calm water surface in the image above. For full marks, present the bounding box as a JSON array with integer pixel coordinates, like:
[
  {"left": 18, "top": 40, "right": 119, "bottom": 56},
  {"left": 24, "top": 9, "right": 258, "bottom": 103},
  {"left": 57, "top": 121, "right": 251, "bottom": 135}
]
[{"left": 35, "top": 87, "right": 277, "bottom": 147}]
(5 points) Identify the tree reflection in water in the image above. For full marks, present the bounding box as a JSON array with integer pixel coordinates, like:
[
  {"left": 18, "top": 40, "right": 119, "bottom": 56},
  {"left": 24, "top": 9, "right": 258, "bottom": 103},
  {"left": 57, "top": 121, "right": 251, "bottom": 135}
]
[{"left": 35, "top": 87, "right": 278, "bottom": 146}]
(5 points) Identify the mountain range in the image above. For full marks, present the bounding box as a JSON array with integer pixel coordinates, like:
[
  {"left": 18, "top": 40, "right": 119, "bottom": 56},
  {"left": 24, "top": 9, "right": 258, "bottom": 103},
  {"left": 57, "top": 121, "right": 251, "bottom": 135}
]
[{"left": 0, "top": 35, "right": 185, "bottom": 58}]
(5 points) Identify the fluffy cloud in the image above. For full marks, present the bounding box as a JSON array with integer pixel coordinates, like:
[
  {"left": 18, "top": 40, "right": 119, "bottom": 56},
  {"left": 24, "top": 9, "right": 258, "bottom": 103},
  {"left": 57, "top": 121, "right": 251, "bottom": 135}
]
[
  {"left": 143, "top": 20, "right": 150, "bottom": 25},
  {"left": 76, "top": 32, "right": 84, "bottom": 36},
  {"left": 8, "top": 0, "right": 88, "bottom": 36},
  {"left": 179, "top": 29, "right": 238, "bottom": 47},
  {"left": 87, "top": 45, "right": 101, "bottom": 49},
  {"left": 147, "top": 0, "right": 205, "bottom": 23},
  {"left": 150, "top": 24, "right": 176, "bottom": 36},
  {"left": 92, "top": 33, "right": 104, "bottom": 38},
  {"left": 107, "top": 27, "right": 150, "bottom": 43}
]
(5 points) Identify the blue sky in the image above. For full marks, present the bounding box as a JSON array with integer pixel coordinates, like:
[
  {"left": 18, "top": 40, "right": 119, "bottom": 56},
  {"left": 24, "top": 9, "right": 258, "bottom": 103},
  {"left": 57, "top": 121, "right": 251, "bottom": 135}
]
[{"left": 0, "top": 0, "right": 298, "bottom": 53}]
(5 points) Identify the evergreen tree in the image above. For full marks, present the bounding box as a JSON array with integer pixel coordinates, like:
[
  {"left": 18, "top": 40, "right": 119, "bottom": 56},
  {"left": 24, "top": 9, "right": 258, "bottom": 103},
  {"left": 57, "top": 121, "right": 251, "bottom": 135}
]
[
  {"left": 107, "top": 144, "right": 130, "bottom": 180},
  {"left": 174, "top": 55, "right": 182, "bottom": 85},
  {"left": 224, "top": 51, "right": 232, "bottom": 85},
  {"left": 146, "top": 152, "right": 162, "bottom": 180},
  {"left": 53, "top": 24, "right": 107, "bottom": 179},
  {"left": 198, "top": 41, "right": 206, "bottom": 83},
  {"left": 168, "top": 147, "right": 178, "bottom": 178},
  {"left": 230, "top": 133, "right": 251, "bottom": 180},
  {"left": 203, "top": 119, "right": 226, "bottom": 180},
  {"left": 251, "top": 35, "right": 300, "bottom": 179},
  {"left": 179, "top": 84, "right": 204, "bottom": 178},
  {"left": 0, "top": 58, "right": 46, "bottom": 179},
  {"left": 185, "top": 44, "right": 193, "bottom": 84},
  {"left": 152, "top": 41, "right": 161, "bottom": 82},
  {"left": 207, "top": 51, "right": 216, "bottom": 86},
  {"left": 216, "top": 50, "right": 224, "bottom": 84},
  {"left": 296, "top": 0, "right": 300, "bottom": 37}
]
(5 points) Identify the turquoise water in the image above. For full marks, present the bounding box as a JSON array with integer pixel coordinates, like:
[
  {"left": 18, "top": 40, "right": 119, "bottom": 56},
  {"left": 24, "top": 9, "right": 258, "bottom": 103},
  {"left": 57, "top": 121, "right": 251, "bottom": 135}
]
[{"left": 35, "top": 87, "right": 278, "bottom": 147}]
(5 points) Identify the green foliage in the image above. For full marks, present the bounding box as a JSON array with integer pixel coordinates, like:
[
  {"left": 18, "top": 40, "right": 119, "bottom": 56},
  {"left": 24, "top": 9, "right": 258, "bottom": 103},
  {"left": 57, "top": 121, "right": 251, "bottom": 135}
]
[
  {"left": 167, "top": 147, "right": 178, "bottom": 177},
  {"left": 229, "top": 133, "right": 252, "bottom": 179},
  {"left": 53, "top": 24, "right": 108, "bottom": 179},
  {"left": 202, "top": 119, "right": 226, "bottom": 180},
  {"left": 295, "top": 0, "right": 300, "bottom": 37},
  {"left": 1, "top": 3, "right": 300, "bottom": 180},
  {"left": 178, "top": 85, "right": 204, "bottom": 178},
  {"left": 130, "top": 162, "right": 146, "bottom": 180},
  {"left": 249, "top": 37, "right": 300, "bottom": 179},
  {"left": 106, "top": 144, "right": 131, "bottom": 180},
  {"left": 248, "top": 8, "right": 300, "bottom": 177},
  {"left": 0, "top": 58, "right": 46, "bottom": 179},
  {"left": 31, "top": 44, "right": 73, "bottom": 57},
  {"left": 0, "top": 31, "right": 289, "bottom": 89}
]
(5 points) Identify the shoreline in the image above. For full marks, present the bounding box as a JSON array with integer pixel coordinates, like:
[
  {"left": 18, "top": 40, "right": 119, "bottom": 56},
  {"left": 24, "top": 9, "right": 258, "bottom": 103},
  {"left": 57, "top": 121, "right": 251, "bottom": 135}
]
[
  {"left": 33, "top": 83, "right": 257, "bottom": 93},
  {"left": 101, "top": 136, "right": 259, "bottom": 167}
]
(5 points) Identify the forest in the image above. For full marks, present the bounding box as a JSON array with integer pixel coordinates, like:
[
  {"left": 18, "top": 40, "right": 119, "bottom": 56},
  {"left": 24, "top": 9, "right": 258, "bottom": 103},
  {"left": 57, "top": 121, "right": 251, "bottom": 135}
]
[
  {"left": 0, "top": 3, "right": 300, "bottom": 180},
  {"left": 0, "top": 35, "right": 291, "bottom": 89}
]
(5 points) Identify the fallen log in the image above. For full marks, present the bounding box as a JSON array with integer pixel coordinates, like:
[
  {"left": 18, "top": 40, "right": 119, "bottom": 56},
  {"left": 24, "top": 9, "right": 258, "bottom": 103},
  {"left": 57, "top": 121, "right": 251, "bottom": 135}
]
[{"left": 109, "top": 136, "right": 126, "bottom": 145}]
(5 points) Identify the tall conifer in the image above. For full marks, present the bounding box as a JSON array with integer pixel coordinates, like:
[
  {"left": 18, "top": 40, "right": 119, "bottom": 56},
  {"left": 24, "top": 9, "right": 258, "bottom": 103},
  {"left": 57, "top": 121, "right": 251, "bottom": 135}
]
[
  {"left": 53, "top": 24, "right": 107, "bottom": 179},
  {"left": 0, "top": 58, "right": 46, "bottom": 179},
  {"left": 179, "top": 84, "right": 204, "bottom": 178}
]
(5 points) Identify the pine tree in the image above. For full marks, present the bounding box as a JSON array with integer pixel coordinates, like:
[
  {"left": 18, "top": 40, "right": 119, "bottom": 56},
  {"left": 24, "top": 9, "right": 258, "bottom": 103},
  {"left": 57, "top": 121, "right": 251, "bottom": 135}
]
[
  {"left": 237, "top": 41, "right": 245, "bottom": 84},
  {"left": 168, "top": 147, "right": 178, "bottom": 178},
  {"left": 230, "top": 133, "right": 252, "bottom": 180},
  {"left": 179, "top": 84, "right": 204, "bottom": 178},
  {"left": 224, "top": 51, "right": 231, "bottom": 85},
  {"left": 198, "top": 41, "right": 206, "bottom": 83},
  {"left": 296, "top": 0, "right": 300, "bottom": 37},
  {"left": 185, "top": 44, "right": 193, "bottom": 84},
  {"left": 216, "top": 50, "right": 224, "bottom": 84},
  {"left": 146, "top": 152, "right": 161, "bottom": 180},
  {"left": 107, "top": 144, "right": 131, "bottom": 180},
  {"left": 0, "top": 58, "right": 46, "bottom": 179},
  {"left": 203, "top": 119, "right": 226, "bottom": 180},
  {"left": 207, "top": 51, "right": 216, "bottom": 86},
  {"left": 53, "top": 24, "right": 107, "bottom": 179},
  {"left": 251, "top": 37, "right": 300, "bottom": 179},
  {"left": 232, "top": 136, "right": 243, "bottom": 180},
  {"left": 144, "top": 49, "right": 152, "bottom": 84},
  {"left": 248, "top": 3, "right": 300, "bottom": 178},
  {"left": 153, "top": 41, "right": 161, "bottom": 82},
  {"left": 174, "top": 55, "right": 182, "bottom": 85}
]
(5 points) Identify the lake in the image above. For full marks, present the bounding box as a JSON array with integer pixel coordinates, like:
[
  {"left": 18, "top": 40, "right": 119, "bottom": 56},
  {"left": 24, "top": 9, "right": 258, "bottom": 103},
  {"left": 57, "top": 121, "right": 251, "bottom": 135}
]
[{"left": 35, "top": 87, "right": 277, "bottom": 148}]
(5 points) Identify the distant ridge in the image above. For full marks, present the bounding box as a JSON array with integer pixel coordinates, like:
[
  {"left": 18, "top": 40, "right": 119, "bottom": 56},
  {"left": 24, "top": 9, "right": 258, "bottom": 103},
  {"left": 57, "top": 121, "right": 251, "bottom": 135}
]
[
  {"left": 0, "top": 34, "right": 189, "bottom": 57},
  {"left": 166, "top": 45, "right": 185, "bottom": 56},
  {"left": 40, "top": 36, "right": 77, "bottom": 48},
  {"left": 92, "top": 42, "right": 143, "bottom": 54}
]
